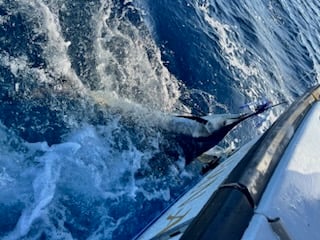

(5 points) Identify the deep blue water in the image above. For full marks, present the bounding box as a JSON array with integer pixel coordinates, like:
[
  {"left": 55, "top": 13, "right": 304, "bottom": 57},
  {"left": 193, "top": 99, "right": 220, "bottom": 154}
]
[{"left": 0, "top": 0, "right": 319, "bottom": 239}]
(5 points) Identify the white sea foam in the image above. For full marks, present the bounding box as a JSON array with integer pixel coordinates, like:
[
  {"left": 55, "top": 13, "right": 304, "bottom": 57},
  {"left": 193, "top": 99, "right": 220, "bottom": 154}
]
[
  {"left": 282, "top": 0, "right": 320, "bottom": 83},
  {"left": 195, "top": 0, "right": 291, "bottom": 137},
  {"left": 92, "top": 0, "right": 183, "bottom": 112},
  {"left": 197, "top": 2, "right": 259, "bottom": 81},
  {"left": 0, "top": 0, "right": 87, "bottom": 104},
  {"left": 27, "top": 0, "right": 85, "bottom": 92},
  {"left": 3, "top": 141, "right": 83, "bottom": 239},
  {"left": 196, "top": 1, "right": 274, "bottom": 109}
]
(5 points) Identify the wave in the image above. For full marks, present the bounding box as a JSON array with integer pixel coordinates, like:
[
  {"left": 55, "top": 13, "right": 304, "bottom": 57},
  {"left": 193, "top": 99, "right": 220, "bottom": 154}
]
[{"left": 0, "top": 0, "right": 319, "bottom": 239}]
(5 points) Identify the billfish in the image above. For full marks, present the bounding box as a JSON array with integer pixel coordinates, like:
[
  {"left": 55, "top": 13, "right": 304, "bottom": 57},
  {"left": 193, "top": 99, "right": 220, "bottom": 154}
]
[{"left": 164, "top": 101, "right": 279, "bottom": 165}]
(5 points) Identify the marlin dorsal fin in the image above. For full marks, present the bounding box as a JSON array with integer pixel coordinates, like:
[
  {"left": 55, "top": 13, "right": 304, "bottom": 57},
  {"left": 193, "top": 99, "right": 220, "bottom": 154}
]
[{"left": 176, "top": 115, "right": 208, "bottom": 124}]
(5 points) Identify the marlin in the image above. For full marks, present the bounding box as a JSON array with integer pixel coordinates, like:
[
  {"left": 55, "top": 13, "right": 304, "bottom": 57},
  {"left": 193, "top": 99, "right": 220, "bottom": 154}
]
[{"left": 163, "top": 101, "right": 281, "bottom": 165}]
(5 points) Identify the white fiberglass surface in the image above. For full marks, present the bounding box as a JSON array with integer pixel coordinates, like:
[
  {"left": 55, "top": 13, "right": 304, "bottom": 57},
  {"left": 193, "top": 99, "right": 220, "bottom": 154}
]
[{"left": 243, "top": 101, "right": 320, "bottom": 240}]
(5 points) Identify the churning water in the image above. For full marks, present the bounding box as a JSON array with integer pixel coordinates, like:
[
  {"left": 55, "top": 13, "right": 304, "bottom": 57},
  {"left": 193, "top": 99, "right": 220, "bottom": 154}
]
[{"left": 0, "top": 0, "right": 319, "bottom": 239}]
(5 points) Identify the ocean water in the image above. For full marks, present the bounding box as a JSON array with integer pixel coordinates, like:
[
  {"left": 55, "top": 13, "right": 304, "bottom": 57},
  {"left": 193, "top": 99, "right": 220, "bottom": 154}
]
[{"left": 0, "top": 0, "right": 319, "bottom": 239}]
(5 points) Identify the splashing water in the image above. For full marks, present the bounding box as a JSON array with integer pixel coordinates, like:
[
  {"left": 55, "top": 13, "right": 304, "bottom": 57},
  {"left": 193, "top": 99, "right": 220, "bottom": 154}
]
[{"left": 0, "top": 0, "right": 319, "bottom": 239}]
